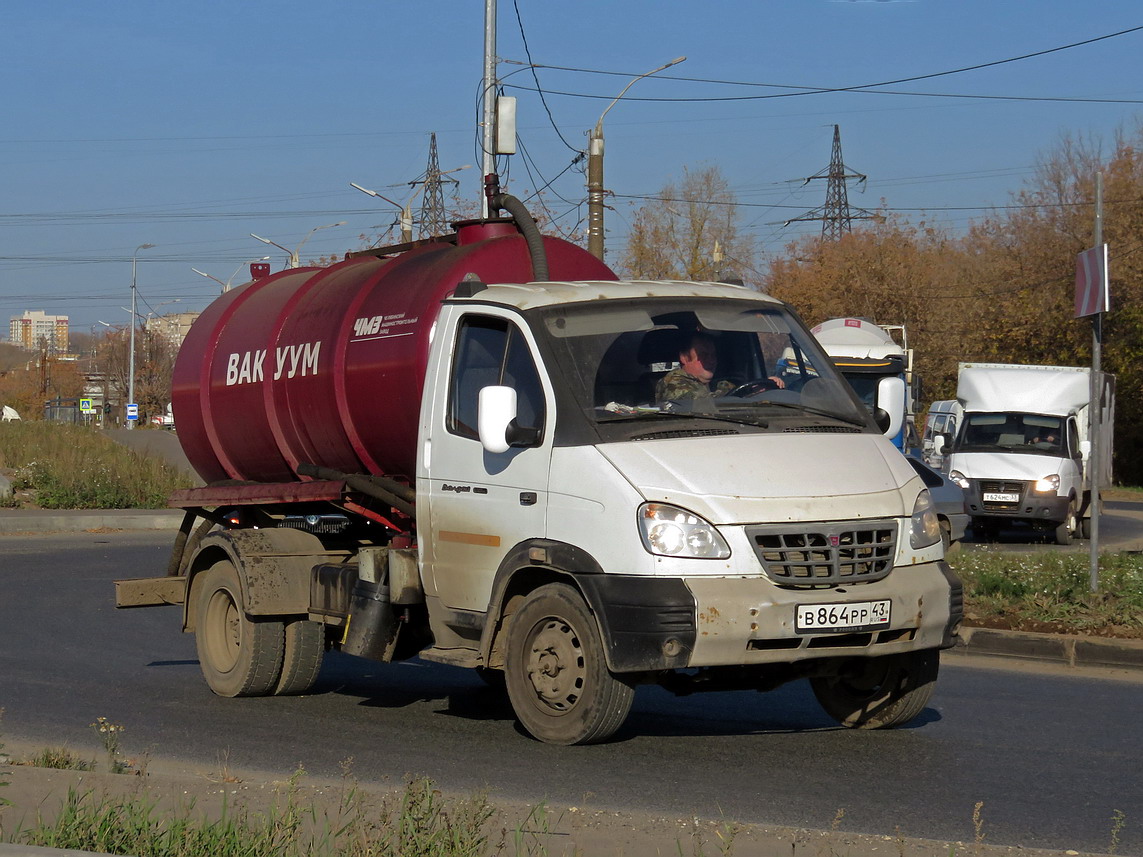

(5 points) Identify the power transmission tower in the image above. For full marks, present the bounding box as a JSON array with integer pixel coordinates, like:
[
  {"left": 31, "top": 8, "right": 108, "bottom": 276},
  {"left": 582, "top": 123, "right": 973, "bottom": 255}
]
[
  {"left": 785, "top": 125, "right": 872, "bottom": 240},
  {"left": 419, "top": 133, "right": 457, "bottom": 238}
]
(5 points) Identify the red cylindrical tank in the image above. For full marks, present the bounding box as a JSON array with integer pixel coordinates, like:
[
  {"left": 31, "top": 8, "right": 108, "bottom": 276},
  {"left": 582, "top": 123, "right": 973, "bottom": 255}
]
[{"left": 172, "top": 222, "right": 615, "bottom": 485}]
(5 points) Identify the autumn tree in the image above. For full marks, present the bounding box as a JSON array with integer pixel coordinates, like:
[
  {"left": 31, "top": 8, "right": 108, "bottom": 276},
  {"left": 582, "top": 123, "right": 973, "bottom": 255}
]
[
  {"left": 765, "top": 120, "right": 1143, "bottom": 484},
  {"left": 619, "top": 165, "right": 758, "bottom": 286}
]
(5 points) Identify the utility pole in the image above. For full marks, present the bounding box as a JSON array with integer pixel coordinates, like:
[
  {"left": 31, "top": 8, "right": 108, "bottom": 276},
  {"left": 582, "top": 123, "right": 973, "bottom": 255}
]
[
  {"left": 587, "top": 57, "right": 686, "bottom": 261},
  {"left": 784, "top": 125, "right": 872, "bottom": 240}
]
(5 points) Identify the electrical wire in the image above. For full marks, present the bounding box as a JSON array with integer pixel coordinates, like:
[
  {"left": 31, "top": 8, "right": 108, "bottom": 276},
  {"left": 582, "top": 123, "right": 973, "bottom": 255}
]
[{"left": 510, "top": 0, "right": 582, "bottom": 154}]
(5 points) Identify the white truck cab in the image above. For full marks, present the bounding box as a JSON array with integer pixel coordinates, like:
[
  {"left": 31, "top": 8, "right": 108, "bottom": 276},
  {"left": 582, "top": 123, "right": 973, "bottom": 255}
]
[{"left": 415, "top": 279, "right": 960, "bottom": 742}]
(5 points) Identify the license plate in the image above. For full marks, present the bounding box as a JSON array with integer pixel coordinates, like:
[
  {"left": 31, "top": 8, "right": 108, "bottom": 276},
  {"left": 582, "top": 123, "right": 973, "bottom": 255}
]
[
  {"left": 796, "top": 600, "right": 891, "bottom": 633},
  {"left": 983, "top": 492, "right": 1020, "bottom": 502}
]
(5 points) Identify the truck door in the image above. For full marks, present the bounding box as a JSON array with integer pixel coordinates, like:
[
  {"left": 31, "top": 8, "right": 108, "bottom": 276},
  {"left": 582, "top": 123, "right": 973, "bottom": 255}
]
[{"left": 421, "top": 310, "right": 552, "bottom": 613}]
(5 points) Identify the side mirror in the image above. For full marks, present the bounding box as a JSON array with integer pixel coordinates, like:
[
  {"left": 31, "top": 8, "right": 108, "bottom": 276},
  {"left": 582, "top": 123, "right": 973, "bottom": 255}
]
[
  {"left": 876, "top": 376, "right": 906, "bottom": 440},
  {"left": 933, "top": 435, "right": 946, "bottom": 455},
  {"left": 478, "top": 386, "right": 541, "bottom": 454},
  {"left": 1079, "top": 439, "right": 1092, "bottom": 458}
]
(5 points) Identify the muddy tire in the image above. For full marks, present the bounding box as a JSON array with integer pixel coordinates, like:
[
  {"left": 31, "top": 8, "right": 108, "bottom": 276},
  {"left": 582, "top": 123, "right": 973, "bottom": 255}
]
[
  {"left": 1054, "top": 502, "right": 1077, "bottom": 546},
  {"left": 811, "top": 649, "right": 939, "bottom": 729},
  {"left": 195, "top": 561, "right": 284, "bottom": 697},
  {"left": 504, "top": 583, "right": 634, "bottom": 745},
  {"left": 275, "top": 619, "right": 325, "bottom": 696}
]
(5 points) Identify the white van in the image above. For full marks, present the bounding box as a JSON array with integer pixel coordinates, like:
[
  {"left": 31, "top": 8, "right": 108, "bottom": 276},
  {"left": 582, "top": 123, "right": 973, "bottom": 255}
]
[{"left": 921, "top": 400, "right": 962, "bottom": 469}]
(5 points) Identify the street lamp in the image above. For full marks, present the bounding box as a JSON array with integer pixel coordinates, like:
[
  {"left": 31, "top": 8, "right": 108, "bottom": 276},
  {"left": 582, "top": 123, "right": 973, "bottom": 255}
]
[
  {"left": 351, "top": 164, "right": 470, "bottom": 243},
  {"left": 250, "top": 222, "right": 345, "bottom": 268},
  {"left": 127, "top": 243, "right": 155, "bottom": 429},
  {"left": 587, "top": 56, "right": 686, "bottom": 261},
  {"left": 192, "top": 256, "right": 270, "bottom": 293}
]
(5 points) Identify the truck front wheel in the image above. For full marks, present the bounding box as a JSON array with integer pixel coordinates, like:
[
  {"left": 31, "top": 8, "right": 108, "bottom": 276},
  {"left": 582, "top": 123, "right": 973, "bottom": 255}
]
[
  {"left": 195, "top": 560, "right": 285, "bottom": 697},
  {"left": 1054, "top": 502, "right": 1077, "bottom": 545},
  {"left": 810, "top": 649, "right": 938, "bottom": 729},
  {"left": 504, "top": 583, "right": 634, "bottom": 745}
]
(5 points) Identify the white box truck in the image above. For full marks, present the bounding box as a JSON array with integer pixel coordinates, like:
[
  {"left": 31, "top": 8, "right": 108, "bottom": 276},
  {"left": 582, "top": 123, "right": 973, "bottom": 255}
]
[{"left": 938, "top": 363, "right": 1114, "bottom": 544}]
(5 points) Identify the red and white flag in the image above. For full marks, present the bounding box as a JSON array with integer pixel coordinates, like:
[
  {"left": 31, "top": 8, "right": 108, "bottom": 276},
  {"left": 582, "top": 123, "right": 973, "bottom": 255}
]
[{"left": 1075, "top": 244, "right": 1109, "bottom": 318}]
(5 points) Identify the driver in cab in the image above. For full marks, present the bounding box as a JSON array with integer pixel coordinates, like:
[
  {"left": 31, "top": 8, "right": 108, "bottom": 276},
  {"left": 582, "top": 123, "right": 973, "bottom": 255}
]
[{"left": 656, "top": 332, "right": 784, "bottom": 406}]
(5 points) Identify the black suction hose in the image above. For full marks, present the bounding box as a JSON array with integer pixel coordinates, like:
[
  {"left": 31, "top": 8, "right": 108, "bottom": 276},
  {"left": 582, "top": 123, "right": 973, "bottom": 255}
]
[{"left": 491, "top": 193, "right": 549, "bottom": 282}]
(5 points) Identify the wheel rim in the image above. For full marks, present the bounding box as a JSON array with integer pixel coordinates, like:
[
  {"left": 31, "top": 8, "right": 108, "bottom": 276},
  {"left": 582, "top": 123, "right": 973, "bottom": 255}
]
[
  {"left": 204, "top": 587, "right": 242, "bottom": 673},
  {"left": 524, "top": 617, "right": 586, "bottom": 713}
]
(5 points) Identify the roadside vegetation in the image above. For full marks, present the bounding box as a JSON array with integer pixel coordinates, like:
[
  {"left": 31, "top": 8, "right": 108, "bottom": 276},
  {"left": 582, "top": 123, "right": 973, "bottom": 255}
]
[
  {"left": 0, "top": 422, "right": 190, "bottom": 509},
  {"left": 950, "top": 549, "right": 1143, "bottom": 638}
]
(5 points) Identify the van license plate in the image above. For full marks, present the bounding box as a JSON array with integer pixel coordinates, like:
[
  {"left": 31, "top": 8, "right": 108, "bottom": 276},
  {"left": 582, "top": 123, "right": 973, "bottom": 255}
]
[
  {"left": 796, "top": 600, "right": 891, "bottom": 634},
  {"left": 983, "top": 492, "right": 1019, "bottom": 502}
]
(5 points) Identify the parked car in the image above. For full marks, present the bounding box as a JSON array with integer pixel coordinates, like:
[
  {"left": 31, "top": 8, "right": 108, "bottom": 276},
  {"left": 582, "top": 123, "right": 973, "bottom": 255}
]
[{"left": 906, "top": 450, "right": 968, "bottom": 549}]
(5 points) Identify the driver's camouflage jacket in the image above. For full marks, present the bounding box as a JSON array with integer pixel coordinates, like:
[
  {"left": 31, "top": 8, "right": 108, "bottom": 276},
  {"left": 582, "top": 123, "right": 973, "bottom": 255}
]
[{"left": 655, "top": 368, "right": 735, "bottom": 404}]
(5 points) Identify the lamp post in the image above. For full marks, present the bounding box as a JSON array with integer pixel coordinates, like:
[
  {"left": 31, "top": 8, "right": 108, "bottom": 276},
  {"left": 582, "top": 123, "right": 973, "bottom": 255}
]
[
  {"left": 587, "top": 56, "right": 685, "bottom": 261},
  {"left": 127, "top": 243, "right": 155, "bottom": 429},
  {"left": 351, "top": 165, "right": 470, "bottom": 243},
  {"left": 251, "top": 222, "right": 344, "bottom": 268}
]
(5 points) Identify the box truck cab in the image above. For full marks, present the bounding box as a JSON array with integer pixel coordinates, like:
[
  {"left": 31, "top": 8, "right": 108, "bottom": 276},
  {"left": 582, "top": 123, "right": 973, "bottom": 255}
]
[
  {"left": 941, "top": 363, "right": 1113, "bottom": 545},
  {"left": 118, "top": 216, "right": 961, "bottom": 746}
]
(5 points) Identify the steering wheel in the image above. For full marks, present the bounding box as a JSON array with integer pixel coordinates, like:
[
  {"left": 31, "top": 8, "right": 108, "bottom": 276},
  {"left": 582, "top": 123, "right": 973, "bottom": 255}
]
[{"left": 728, "top": 378, "right": 780, "bottom": 398}]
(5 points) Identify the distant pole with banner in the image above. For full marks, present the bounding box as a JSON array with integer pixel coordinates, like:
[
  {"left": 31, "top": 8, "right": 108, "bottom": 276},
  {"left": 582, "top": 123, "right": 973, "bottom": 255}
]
[{"left": 1075, "top": 173, "right": 1109, "bottom": 592}]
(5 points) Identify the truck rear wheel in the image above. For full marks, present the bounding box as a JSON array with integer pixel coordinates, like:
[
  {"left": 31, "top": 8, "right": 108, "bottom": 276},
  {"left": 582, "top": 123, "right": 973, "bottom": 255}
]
[
  {"left": 810, "top": 649, "right": 938, "bottom": 729},
  {"left": 195, "top": 561, "right": 285, "bottom": 697},
  {"left": 504, "top": 583, "right": 634, "bottom": 745},
  {"left": 275, "top": 619, "right": 325, "bottom": 696}
]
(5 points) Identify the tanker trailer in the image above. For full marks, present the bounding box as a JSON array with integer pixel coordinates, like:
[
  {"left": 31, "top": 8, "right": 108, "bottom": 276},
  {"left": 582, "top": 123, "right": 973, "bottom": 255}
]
[{"left": 116, "top": 200, "right": 961, "bottom": 745}]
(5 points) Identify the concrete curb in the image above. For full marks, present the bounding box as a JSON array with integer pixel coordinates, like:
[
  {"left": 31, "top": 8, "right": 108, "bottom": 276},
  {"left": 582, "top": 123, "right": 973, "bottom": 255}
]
[
  {"left": 948, "top": 625, "right": 1143, "bottom": 671},
  {"left": 0, "top": 510, "right": 183, "bottom": 534}
]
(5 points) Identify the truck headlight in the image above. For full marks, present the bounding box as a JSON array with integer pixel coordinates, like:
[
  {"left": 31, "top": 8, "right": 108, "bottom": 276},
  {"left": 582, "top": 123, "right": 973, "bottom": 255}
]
[
  {"left": 910, "top": 490, "right": 941, "bottom": 549},
  {"left": 948, "top": 470, "right": 970, "bottom": 490},
  {"left": 638, "top": 502, "right": 731, "bottom": 559},
  {"left": 1033, "top": 474, "right": 1060, "bottom": 493}
]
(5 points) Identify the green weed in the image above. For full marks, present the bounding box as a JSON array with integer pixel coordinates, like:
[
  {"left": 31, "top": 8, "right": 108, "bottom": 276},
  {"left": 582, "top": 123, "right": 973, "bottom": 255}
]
[
  {"left": 24, "top": 748, "right": 94, "bottom": 772},
  {"left": 951, "top": 550, "right": 1143, "bottom": 635},
  {"left": 89, "top": 717, "right": 129, "bottom": 775},
  {"left": 0, "top": 422, "right": 190, "bottom": 509},
  {"left": 10, "top": 774, "right": 497, "bottom": 857}
]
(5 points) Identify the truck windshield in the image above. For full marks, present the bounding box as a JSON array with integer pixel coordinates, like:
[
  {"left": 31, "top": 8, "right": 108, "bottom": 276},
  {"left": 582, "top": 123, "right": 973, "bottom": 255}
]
[
  {"left": 535, "top": 298, "right": 869, "bottom": 431},
  {"left": 958, "top": 412, "right": 1065, "bottom": 455}
]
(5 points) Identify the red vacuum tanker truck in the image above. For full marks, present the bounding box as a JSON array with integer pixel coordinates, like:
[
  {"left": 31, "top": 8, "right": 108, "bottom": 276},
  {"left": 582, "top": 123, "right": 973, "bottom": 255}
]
[{"left": 117, "top": 201, "right": 961, "bottom": 745}]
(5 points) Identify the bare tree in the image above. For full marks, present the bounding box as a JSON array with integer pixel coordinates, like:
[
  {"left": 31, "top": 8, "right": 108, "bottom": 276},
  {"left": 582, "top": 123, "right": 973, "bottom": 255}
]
[{"left": 619, "top": 165, "right": 758, "bottom": 286}]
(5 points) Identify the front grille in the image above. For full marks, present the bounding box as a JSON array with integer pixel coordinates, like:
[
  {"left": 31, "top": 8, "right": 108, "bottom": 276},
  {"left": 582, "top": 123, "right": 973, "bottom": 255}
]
[
  {"left": 280, "top": 514, "right": 352, "bottom": 535},
  {"left": 746, "top": 520, "right": 897, "bottom": 589},
  {"left": 979, "top": 480, "right": 1027, "bottom": 512}
]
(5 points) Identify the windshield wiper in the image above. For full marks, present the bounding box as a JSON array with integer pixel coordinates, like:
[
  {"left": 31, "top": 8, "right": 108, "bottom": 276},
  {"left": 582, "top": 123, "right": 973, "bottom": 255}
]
[
  {"left": 605, "top": 409, "right": 769, "bottom": 429},
  {"left": 720, "top": 399, "right": 866, "bottom": 427}
]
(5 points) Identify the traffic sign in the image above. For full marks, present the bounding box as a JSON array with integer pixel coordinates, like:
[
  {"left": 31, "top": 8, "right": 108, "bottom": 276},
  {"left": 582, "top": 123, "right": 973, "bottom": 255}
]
[
  {"left": 126, "top": 404, "right": 139, "bottom": 421},
  {"left": 79, "top": 398, "right": 95, "bottom": 414}
]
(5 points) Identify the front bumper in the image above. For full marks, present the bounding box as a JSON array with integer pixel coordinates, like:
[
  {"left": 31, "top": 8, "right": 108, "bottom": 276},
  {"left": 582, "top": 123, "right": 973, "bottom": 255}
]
[
  {"left": 964, "top": 478, "right": 1070, "bottom": 524},
  {"left": 578, "top": 560, "right": 961, "bottom": 673}
]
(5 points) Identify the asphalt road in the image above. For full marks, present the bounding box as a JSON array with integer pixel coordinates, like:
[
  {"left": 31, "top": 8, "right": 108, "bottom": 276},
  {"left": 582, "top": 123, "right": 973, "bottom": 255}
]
[
  {"left": 958, "top": 495, "right": 1143, "bottom": 554},
  {"left": 2, "top": 532, "right": 1142, "bottom": 854}
]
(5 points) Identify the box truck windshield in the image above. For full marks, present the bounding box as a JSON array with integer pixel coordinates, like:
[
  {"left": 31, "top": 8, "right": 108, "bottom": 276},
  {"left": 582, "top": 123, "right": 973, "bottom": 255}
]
[
  {"left": 959, "top": 412, "right": 1066, "bottom": 455},
  {"left": 533, "top": 298, "right": 870, "bottom": 433}
]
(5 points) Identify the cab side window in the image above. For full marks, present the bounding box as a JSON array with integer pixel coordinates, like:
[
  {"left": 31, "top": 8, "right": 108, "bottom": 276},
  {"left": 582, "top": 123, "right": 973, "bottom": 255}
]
[{"left": 448, "top": 316, "right": 545, "bottom": 441}]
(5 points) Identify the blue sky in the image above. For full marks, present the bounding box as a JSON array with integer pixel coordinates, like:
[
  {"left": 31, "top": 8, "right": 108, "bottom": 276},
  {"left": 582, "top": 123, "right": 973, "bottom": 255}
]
[{"left": 3, "top": 1, "right": 1141, "bottom": 333}]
